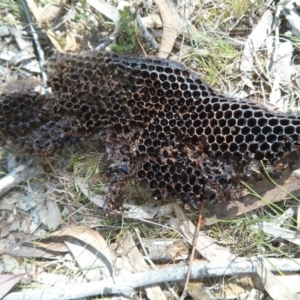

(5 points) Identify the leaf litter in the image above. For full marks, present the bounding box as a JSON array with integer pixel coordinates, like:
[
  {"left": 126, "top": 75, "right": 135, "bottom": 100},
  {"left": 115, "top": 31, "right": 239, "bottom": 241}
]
[{"left": 1, "top": 0, "right": 300, "bottom": 299}]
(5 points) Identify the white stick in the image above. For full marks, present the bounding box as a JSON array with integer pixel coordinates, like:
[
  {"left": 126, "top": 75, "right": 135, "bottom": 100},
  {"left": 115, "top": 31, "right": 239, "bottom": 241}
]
[
  {"left": 4, "top": 257, "right": 300, "bottom": 300},
  {"left": 0, "top": 165, "right": 27, "bottom": 197}
]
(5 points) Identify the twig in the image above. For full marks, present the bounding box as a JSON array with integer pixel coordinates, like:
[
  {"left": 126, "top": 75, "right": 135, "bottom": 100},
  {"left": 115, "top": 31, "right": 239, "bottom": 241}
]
[
  {"left": 134, "top": 228, "right": 180, "bottom": 300},
  {"left": 136, "top": 13, "right": 159, "bottom": 50},
  {"left": 95, "top": 26, "right": 120, "bottom": 50},
  {"left": 0, "top": 165, "right": 28, "bottom": 197},
  {"left": 181, "top": 204, "right": 204, "bottom": 299},
  {"left": 21, "top": 0, "right": 48, "bottom": 91},
  {"left": 4, "top": 257, "right": 300, "bottom": 300}
]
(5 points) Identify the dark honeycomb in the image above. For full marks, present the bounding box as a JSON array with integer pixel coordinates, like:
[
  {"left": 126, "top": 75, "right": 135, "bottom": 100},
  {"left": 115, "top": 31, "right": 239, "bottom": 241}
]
[{"left": 1, "top": 50, "right": 300, "bottom": 210}]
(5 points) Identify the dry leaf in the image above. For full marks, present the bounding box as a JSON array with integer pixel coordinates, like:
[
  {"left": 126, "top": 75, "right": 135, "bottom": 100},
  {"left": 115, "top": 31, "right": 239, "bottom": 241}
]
[
  {"left": 1, "top": 241, "right": 61, "bottom": 259},
  {"left": 142, "top": 238, "right": 189, "bottom": 261},
  {"left": 86, "top": 0, "right": 119, "bottom": 23},
  {"left": 26, "top": 0, "right": 63, "bottom": 52},
  {"left": 239, "top": 9, "right": 275, "bottom": 74},
  {"left": 121, "top": 232, "right": 167, "bottom": 300},
  {"left": 77, "top": 180, "right": 174, "bottom": 219},
  {"left": 186, "top": 281, "right": 214, "bottom": 300},
  {"left": 206, "top": 161, "right": 300, "bottom": 225},
  {"left": 50, "top": 227, "right": 113, "bottom": 281},
  {"left": 46, "top": 200, "right": 62, "bottom": 230},
  {"left": 0, "top": 273, "right": 26, "bottom": 299},
  {"left": 154, "top": 0, "right": 183, "bottom": 58},
  {"left": 256, "top": 260, "right": 299, "bottom": 300},
  {"left": 173, "top": 204, "right": 234, "bottom": 262},
  {"left": 275, "top": 274, "right": 300, "bottom": 293}
]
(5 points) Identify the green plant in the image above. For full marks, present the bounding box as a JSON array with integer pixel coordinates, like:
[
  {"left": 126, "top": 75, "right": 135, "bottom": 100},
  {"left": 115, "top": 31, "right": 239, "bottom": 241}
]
[
  {"left": 227, "top": 0, "right": 253, "bottom": 19},
  {"left": 110, "top": 7, "right": 137, "bottom": 54}
]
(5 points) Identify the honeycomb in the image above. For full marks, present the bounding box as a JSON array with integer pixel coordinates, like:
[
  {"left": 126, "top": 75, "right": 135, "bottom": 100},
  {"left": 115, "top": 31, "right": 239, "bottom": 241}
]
[{"left": 1, "top": 50, "right": 300, "bottom": 210}]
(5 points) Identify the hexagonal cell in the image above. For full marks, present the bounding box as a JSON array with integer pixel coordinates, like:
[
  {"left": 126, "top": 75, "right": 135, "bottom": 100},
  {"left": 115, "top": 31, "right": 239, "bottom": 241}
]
[
  {"left": 219, "top": 119, "right": 226, "bottom": 127},
  {"left": 273, "top": 125, "right": 283, "bottom": 134},
  {"left": 144, "top": 138, "right": 152, "bottom": 147},
  {"left": 166, "top": 90, "right": 173, "bottom": 98},
  {"left": 163, "top": 125, "right": 171, "bottom": 134},
  {"left": 235, "top": 134, "right": 244, "bottom": 144},
  {"left": 261, "top": 126, "right": 272, "bottom": 135},
  {"left": 221, "top": 126, "right": 230, "bottom": 135},
  {"left": 220, "top": 143, "right": 228, "bottom": 152},
  {"left": 233, "top": 110, "right": 242, "bottom": 118},
  {"left": 251, "top": 126, "right": 260, "bottom": 135},
  {"left": 183, "top": 90, "right": 192, "bottom": 98},
  {"left": 137, "top": 170, "right": 146, "bottom": 179},
  {"left": 260, "top": 142, "right": 270, "bottom": 151},
  {"left": 158, "top": 181, "right": 166, "bottom": 189},
  {"left": 143, "top": 162, "right": 152, "bottom": 172},
  {"left": 257, "top": 117, "right": 268, "bottom": 126},
  {"left": 225, "top": 135, "right": 233, "bottom": 143},
  {"left": 229, "top": 143, "right": 238, "bottom": 152},
  {"left": 147, "top": 146, "right": 156, "bottom": 155},
  {"left": 247, "top": 117, "right": 257, "bottom": 127},
  {"left": 141, "top": 70, "right": 150, "bottom": 78},
  {"left": 175, "top": 183, "right": 182, "bottom": 193},
  {"left": 245, "top": 134, "right": 254, "bottom": 143},
  {"left": 169, "top": 119, "right": 177, "bottom": 127},
  {"left": 284, "top": 125, "right": 295, "bottom": 134},
  {"left": 154, "top": 172, "right": 163, "bottom": 181},
  {"left": 216, "top": 135, "right": 225, "bottom": 144},
  {"left": 185, "top": 120, "right": 192, "bottom": 128},
  {"left": 153, "top": 139, "right": 161, "bottom": 148},
  {"left": 238, "top": 143, "right": 248, "bottom": 153},
  {"left": 174, "top": 90, "right": 182, "bottom": 98},
  {"left": 280, "top": 119, "right": 289, "bottom": 126},
  {"left": 164, "top": 172, "right": 171, "bottom": 181},
  {"left": 204, "top": 127, "right": 212, "bottom": 135},
  {"left": 150, "top": 132, "right": 157, "bottom": 139},
  {"left": 149, "top": 180, "right": 158, "bottom": 189},
  {"left": 211, "top": 143, "right": 218, "bottom": 151},
  {"left": 227, "top": 119, "right": 236, "bottom": 127}
]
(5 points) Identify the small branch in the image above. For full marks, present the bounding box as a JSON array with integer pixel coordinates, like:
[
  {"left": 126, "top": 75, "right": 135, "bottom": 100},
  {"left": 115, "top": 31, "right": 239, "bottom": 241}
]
[
  {"left": 21, "top": 0, "right": 49, "bottom": 92},
  {"left": 136, "top": 13, "right": 159, "bottom": 50},
  {"left": 181, "top": 204, "right": 204, "bottom": 299},
  {"left": 135, "top": 228, "right": 180, "bottom": 300},
  {"left": 0, "top": 165, "right": 28, "bottom": 197},
  {"left": 4, "top": 257, "right": 300, "bottom": 300},
  {"left": 95, "top": 26, "right": 120, "bottom": 50}
]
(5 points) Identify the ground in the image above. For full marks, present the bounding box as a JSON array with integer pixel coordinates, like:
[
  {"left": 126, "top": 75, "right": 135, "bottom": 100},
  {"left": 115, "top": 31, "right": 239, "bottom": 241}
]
[{"left": 1, "top": 0, "right": 300, "bottom": 299}]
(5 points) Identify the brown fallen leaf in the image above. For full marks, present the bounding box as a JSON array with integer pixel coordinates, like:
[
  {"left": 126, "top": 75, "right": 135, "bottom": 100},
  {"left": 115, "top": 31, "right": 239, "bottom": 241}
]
[
  {"left": 0, "top": 273, "right": 26, "bottom": 299},
  {"left": 49, "top": 227, "right": 113, "bottom": 281},
  {"left": 153, "top": 0, "right": 183, "bottom": 58},
  {"left": 173, "top": 204, "right": 234, "bottom": 262},
  {"left": 185, "top": 281, "right": 214, "bottom": 300},
  {"left": 206, "top": 161, "right": 300, "bottom": 225},
  {"left": 256, "top": 260, "right": 299, "bottom": 300},
  {"left": 1, "top": 241, "right": 62, "bottom": 259},
  {"left": 26, "top": 0, "right": 63, "bottom": 52},
  {"left": 239, "top": 9, "right": 275, "bottom": 83},
  {"left": 77, "top": 180, "right": 174, "bottom": 219},
  {"left": 274, "top": 274, "right": 300, "bottom": 293},
  {"left": 37, "top": 1, "right": 61, "bottom": 24},
  {"left": 141, "top": 238, "right": 189, "bottom": 262},
  {"left": 46, "top": 199, "right": 62, "bottom": 230},
  {"left": 65, "top": 22, "right": 78, "bottom": 52},
  {"left": 120, "top": 232, "right": 167, "bottom": 300},
  {"left": 27, "top": 241, "right": 69, "bottom": 253}
]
